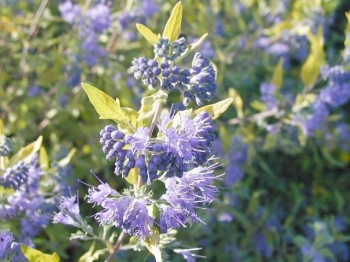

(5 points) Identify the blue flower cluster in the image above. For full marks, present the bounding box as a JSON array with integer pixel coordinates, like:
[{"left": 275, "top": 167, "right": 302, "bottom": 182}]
[
  {"left": 0, "top": 161, "right": 29, "bottom": 190},
  {"left": 100, "top": 111, "right": 215, "bottom": 184},
  {"left": 260, "top": 82, "right": 278, "bottom": 110},
  {"left": 59, "top": 1, "right": 111, "bottom": 66},
  {"left": 131, "top": 52, "right": 217, "bottom": 106},
  {"left": 224, "top": 136, "right": 248, "bottom": 187},
  {"left": 0, "top": 156, "right": 71, "bottom": 246},
  {"left": 154, "top": 37, "right": 188, "bottom": 61},
  {"left": 117, "top": 0, "right": 159, "bottom": 41},
  {"left": 0, "top": 230, "right": 27, "bottom": 262},
  {"left": 296, "top": 65, "right": 350, "bottom": 136},
  {"left": 0, "top": 135, "right": 13, "bottom": 156},
  {"left": 77, "top": 162, "right": 219, "bottom": 239}
]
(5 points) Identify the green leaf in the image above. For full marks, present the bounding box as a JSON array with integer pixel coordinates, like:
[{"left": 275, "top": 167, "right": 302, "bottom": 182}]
[
  {"left": 195, "top": 98, "right": 233, "bottom": 120},
  {"left": 136, "top": 23, "right": 159, "bottom": 45},
  {"left": 81, "top": 83, "right": 135, "bottom": 132},
  {"left": 229, "top": 88, "right": 244, "bottom": 118},
  {"left": 9, "top": 136, "right": 42, "bottom": 166},
  {"left": 144, "top": 227, "right": 162, "bottom": 262},
  {"left": 301, "top": 27, "right": 325, "bottom": 88},
  {"left": 125, "top": 167, "right": 139, "bottom": 185},
  {"left": 58, "top": 148, "right": 76, "bottom": 167},
  {"left": 21, "top": 244, "right": 60, "bottom": 262},
  {"left": 137, "top": 90, "right": 168, "bottom": 127},
  {"left": 163, "top": 1, "right": 183, "bottom": 43},
  {"left": 271, "top": 58, "right": 284, "bottom": 89},
  {"left": 39, "top": 146, "right": 49, "bottom": 171},
  {"left": 0, "top": 119, "right": 4, "bottom": 135},
  {"left": 78, "top": 242, "right": 107, "bottom": 262}
]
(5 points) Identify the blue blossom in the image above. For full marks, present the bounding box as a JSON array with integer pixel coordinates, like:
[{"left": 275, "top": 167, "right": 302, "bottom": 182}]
[
  {"left": 28, "top": 85, "right": 45, "bottom": 97},
  {"left": 159, "top": 164, "right": 219, "bottom": 233},
  {"left": 0, "top": 230, "right": 27, "bottom": 262},
  {"left": 224, "top": 136, "right": 248, "bottom": 187},
  {"left": 173, "top": 248, "right": 204, "bottom": 262},
  {"left": 59, "top": 1, "right": 82, "bottom": 24},
  {"left": 218, "top": 212, "right": 233, "bottom": 223},
  {"left": 86, "top": 181, "right": 154, "bottom": 239},
  {"left": 260, "top": 82, "right": 278, "bottom": 110},
  {"left": 0, "top": 135, "right": 13, "bottom": 156},
  {"left": 53, "top": 195, "right": 83, "bottom": 228},
  {"left": 86, "top": 3, "right": 111, "bottom": 34},
  {"left": 253, "top": 232, "right": 273, "bottom": 258},
  {"left": 0, "top": 161, "right": 30, "bottom": 190},
  {"left": 319, "top": 66, "right": 350, "bottom": 109}
]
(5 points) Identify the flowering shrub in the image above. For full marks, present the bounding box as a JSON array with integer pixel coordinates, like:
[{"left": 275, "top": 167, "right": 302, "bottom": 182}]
[{"left": 1, "top": 0, "right": 350, "bottom": 261}]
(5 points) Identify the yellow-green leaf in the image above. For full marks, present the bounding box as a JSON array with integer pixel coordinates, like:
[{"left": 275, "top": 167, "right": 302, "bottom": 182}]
[
  {"left": 271, "top": 58, "right": 284, "bottom": 89},
  {"left": 137, "top": 90, "right": 168, "bottom": 127},
  {"left": 21, "top": 244, "right": 60, "bottom": 262},
  {"left": 229, "top": 88, "right": 244, "bottom": 118},
  {"left": 163, "top": 1, "right": 183, "bottom": 43},
  {"left": 300, "top": 27, "right": 325, "bottom": 88},
  {"left": 81, "top": 83, "right": 135, "bottom": 131},
  {"left": 9, "top": 136, "right": 42, "bottom": 166},
  {"left": 125, "top": 167, "right": 138, "bottom": 185},
  {"left": 0, "top": 119, "right": 4, "bottom": 135},
  {"left": 39, "top": 146, "right": 49, "bottom": 171},
  {"left": 144, "top": 227, "right": 162, "bottom": 262},
  {"left": 195, "top": 98, "right": 233, "bottom": 120},
  {"left": 78, "top": 242, "right": 107, "bottom": 262},
  {"left": 136, "top": 23, "right": 159, "bottom": 45},
  {"left": 181, "top": 33, "right": 208, "bottom": 59},
  {"left": 58, "top": 148, "right": 76, "bottom": 167}
]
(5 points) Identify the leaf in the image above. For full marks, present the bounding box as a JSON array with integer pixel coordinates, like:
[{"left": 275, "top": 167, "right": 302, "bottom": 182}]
[
  {"left": 144, "top": 227, "right": 162, "bottom": 262},
  {"left": 0, "top": 119, "right": 4, "bottom": 135},
  {"left": 39, "top": 146, "right": 49, "bottom": 171},
  {"left": 78, "top": 242, "right": 108, "bottom": 262},
  {"left": 163, "top": 1, "right": 183, "bottom": 43},
  {"left": 229, "top": 88, "right": 244, "bottom": 118},
  {"left": 300, "top": 27, "right": 325, "bottom": 88},
  {"left": 9, "top": 136, "right": 42, "bottom": 166},
  {"left": 271, "top": 58, "right": 284, "bottom": 89},
  {"left": 58, "top": 148, "right": 76, "bottom": 167},
  {"left": 136, "top": 23, "right": 159, "bottom": 45},
  {"left": 125, "top": 167, "right": 139, "bottom": 185},
  {"left": 21, "top": 244, "right": 60, "bottom": 262},
  {"left": 137, "top": 90, "right": 168, "bottom": 127},
  {"left": 194, "top": 98, "right": 233, "bottom": 120},
  {"left": 81, "top": 83, "right": 135, "bottom": 131}
]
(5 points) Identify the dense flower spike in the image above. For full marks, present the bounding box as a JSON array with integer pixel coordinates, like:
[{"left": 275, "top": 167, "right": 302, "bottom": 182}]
[
  {"left": 0, "top": 135, "right": 13, "bottom": 156},
  {"left": 131, "top": 52, "right": 216, "bottom": 106},
  {"left": 53, "top": 195, "right": 83, "bottom": 228},
  {"left": 159, "top": 164, "right": 219, "bottom": 233},
  {"left": 86, "top": 182, "right": 154, "bottom": 239},
  {"left": 0, "top": 161, "right": 29, "bottom": 190},
  {"left": 184, "top": 52, "right": 217, "bottom": 106},
  {"left": 154, "top": 37, "right": 188, "bottom": 61},
  {"left": 0, "top": 231, "right": 27, "bottom": 262}
]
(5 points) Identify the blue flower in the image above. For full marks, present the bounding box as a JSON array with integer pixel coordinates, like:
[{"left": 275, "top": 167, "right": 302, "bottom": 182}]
[
  {"left": 0, "top": 135, "right": 13, "bottom": 156},
  {"left": 53, "top": 195, "right": 83, "bottom": 228},
  {"left": 0, "top": 230, "right": 27, "bottom": 262}
]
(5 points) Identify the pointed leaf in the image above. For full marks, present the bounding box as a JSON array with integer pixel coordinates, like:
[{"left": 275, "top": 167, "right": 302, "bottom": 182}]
[
  {"left": 187, "top": 33, "right": 208, "bottom": 51},
  {"left": 39, "top": 146, "right": 49, "bottom": 171},
  {"left": 21, "top": 244, "right": 60, "bottom": 262},
  {"left": 0, "top": 119, "right": 4, "bottom": 135},
  {"left": 58, "top": 148, "right": 76, "bottom": 167},
  {"left": 229, "top": 88, "right": 244, "bottom": 118},
  {"left": 144, "top": 227, "right": 162, "bottom": 262},
  {"left": 9, "top": 136, "right": 42, "bottom": 166},
  {"left": 136, "top": 23, "right": 159, "bottom": 45},
  {"left": 195, "top": 98, "right": 233, "bottom": 120},
  {"left": 137, "top": 90, "right": 168, "bottom": 127},
  {"left": 81, "top": 83, "right": 135, "bottom": 131},
  {"left": 125, "top": 167, "right": 138, "bottom": 185},
  {"left": 271, "top": 58, "right": 284, "bottom": 89},
  {"left": 163, "top": 1, "right": 183, "bottom": 43}
]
